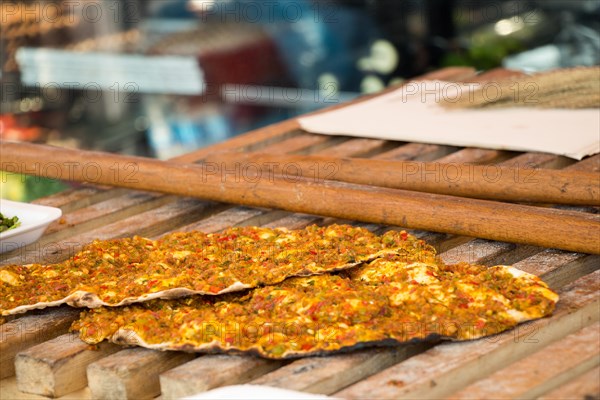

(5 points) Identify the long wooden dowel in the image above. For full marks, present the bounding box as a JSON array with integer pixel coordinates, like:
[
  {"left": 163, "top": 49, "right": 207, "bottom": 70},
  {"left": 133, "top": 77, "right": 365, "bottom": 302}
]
[
  {"left": 202, "top": 152, "right": 600, "bottom": 206},
  {"left": 1, "top": 141, "right": 599, "bottom": 254}
]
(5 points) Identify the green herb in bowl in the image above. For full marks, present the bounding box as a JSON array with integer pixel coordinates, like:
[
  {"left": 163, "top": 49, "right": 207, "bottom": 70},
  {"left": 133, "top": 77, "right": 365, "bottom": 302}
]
[{"left": 0, "top": 213, "right": 21, "bottom": 233}]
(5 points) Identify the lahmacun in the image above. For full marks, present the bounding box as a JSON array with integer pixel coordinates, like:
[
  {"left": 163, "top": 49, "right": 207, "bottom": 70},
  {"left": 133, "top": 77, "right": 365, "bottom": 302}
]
[
  {"left": 72, "top": 250, "right": 558, "bottom": 359},
  {"left": 1, "top": 225, "right": 420, "bottom": 316}
]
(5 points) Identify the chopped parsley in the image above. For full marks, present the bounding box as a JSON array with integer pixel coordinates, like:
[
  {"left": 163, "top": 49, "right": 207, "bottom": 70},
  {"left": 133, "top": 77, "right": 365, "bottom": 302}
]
[{"left": 0, "top": 213, "right": 21, "bottom": 233}]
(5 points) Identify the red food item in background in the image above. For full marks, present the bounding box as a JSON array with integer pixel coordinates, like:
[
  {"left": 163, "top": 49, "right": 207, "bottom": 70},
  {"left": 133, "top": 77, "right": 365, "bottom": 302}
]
[{"left": 0, "top": 114, "right": 41, "bottom": 141}]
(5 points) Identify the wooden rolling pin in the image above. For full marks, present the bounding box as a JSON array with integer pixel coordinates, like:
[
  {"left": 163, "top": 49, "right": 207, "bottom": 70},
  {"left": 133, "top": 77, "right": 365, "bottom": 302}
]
[
  {"left": 1, "top": 140, "right": 599, "bottom": 254},
  {"left": 202, "top": 152, "right": 600, "bottom": 206}
]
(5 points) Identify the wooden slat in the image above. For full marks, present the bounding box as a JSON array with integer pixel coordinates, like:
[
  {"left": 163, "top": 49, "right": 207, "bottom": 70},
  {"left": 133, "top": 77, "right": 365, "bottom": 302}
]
[
  {"left": 15, "top": 333, "right": 119, "bottom": 397},
  {"left": 86, "top": 348, "right": 195, "bottom": 400},
  {"left": 253, "top": 133, "right": 332, "bottom": 155},
  {"left": 1, "top": 308, "right": 79, "bottom": 379},
  {"left": 234, "top": 138, "right": 481, "bottom": 242},
  {"left": 432, "top": 152, "right": 600, "bottom": 271},
  {"left": 265, "top": 132, "right": 348, "bottom": 154},
  {"left": 250, "top": 345, "right": 430, "bottom": 396},
  {"left": 321, "top": 138, "right": 395, "bottom": 158},
  {"left": 41, "top": 191, "right": 163, "bottom": 237},
  {"left": 32, "top": 187, "right": 116, "bottom": 213},
  {"left": 435, "top": 148, "right": 514, "bottom": 164},
  {"left": 225, "top": 210, "right": 294, "bottom": 228},
  {"left": 159, "top": 355, "right": 284, "bottom": 400},
  {"left": 566, "top": 154, "right": 600, "bottom": 172},
  {"left": 527, "top": 253, "right": 600, "bottom": 290},
  {"left": 538, "top": 365, "right": 600, "bottom": 400},
  {"left": 164, "top": 134, "right": 349, "bottom": 234},
  {"left": 414, "top": 231, "right": 473, "bottom": 255},
  {"left": 172, "top": 121, "right": 303, "bottom": 164},
  {"left": 0, "top": 376, "right": 61, "bottom": 400},
  {"left": 261, "top": 213, "right": 323, "bottom": 229},
  {"left": 440, "top": 239, "right": 541, "bottom": 266},
  {"left": 500, "top": 152, "right": 573, "bottom": 170},
  {"left": 291, "top": 136, "right": 352, "bottom": 156},
  {"left": 335, "top": 270, "right": 600, "bottom": 399},
  {"left": 446, "top": 322, "right": 600, "bottom": 399},
  {"left": 176, "top": 206, "right": 269, "bottom": 233},
  {"left": 374, "top": 143, "right": 458, "bottom": 161},
  {"left": 513, "top": 249, "right": 593, "bottom": 277}
]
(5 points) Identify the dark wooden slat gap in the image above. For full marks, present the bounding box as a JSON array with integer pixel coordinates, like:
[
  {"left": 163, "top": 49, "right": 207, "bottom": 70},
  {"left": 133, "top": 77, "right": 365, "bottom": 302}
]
[
  {"left": 248, "top": 133, "right": 331, "bottom": 156},
  {"left": 499, "top": 152, "right": 566, "bottom": 170},
  {"left": 352, "top": 140, "right": 403, "bottom": 159},
  {"left": 242, "top": 129, "right": 304, "bottom": 152},
  {"left": 290, "top": 135, "right": 353, "bottom": 155},
  {"left": 435, "top": 148, "right": 515, "bottom": 165},
  {"left": 565, "top": 154, "right": 599, "bottom": 172},
  {"left": 175, "top": 207, "right": 270, "bottom": 234},
  {"left": 539, "top": 254, "right": 600, "bottom": 290},
  {"left": 317, "top": 139, "right": 400, "bottom": 159},
  {"left": 375, "top": 143, "right": 460, "bottom": 161}
]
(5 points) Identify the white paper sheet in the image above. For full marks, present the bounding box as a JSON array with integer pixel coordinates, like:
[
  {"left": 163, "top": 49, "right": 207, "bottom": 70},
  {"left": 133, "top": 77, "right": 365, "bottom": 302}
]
[{"left": 298, "top": 81, "right": 600, "bottom": 160}]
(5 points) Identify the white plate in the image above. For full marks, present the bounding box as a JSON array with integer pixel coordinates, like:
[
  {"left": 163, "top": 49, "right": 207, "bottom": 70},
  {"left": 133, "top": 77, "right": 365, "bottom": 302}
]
[
  {"left": 183, "top": 385, "right": 339, "bottom": 400},
  {"left": 0, "top": 199, "right": 62, "bottom": 254}
]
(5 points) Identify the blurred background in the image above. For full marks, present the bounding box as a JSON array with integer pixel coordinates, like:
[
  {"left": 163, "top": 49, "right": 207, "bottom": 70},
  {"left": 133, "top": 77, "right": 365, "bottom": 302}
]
[{"left": 1, "top": 0, "right": 599, "bottom": 200}]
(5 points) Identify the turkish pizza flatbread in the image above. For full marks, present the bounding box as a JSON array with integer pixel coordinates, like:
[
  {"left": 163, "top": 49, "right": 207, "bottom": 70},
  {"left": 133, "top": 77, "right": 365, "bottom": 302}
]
[
  {"left": 73, "top": 251, "right": 558, "bottom": 359},
  {"left": 1, "top": 225, "right": 420, "bottom": 316}
]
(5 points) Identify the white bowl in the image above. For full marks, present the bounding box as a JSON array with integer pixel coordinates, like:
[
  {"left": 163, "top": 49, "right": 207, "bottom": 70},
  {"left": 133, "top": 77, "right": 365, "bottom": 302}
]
[{"left": 0, "top": 199, "right": 62, "bottom": 254}]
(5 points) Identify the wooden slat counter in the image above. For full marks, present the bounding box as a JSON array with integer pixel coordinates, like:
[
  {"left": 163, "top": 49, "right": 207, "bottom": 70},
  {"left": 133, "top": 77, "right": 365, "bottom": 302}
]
[{"left": 1, "top": 67, "right": 599, "bottom": 399}]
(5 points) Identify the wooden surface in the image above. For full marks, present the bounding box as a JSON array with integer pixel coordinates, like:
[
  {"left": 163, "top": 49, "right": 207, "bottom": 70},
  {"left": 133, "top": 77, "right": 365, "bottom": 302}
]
[
  {"left": 159, "top": 355, "right": 284, "bottom": 400},
  {"left": 86, "top": 348, "right": 195, "bottom": 400},
  {"left": 1, "top": 67, "right": 599, "bottom": 399},
  {"left": 15, "top": 333, "right": 119, "bottom": 397}
]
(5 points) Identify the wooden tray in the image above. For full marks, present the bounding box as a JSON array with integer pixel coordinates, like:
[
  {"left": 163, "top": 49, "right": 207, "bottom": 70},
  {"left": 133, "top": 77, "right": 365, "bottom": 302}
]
[{"left": 1, "top": 67, "right": 598, "bottom": 399}]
